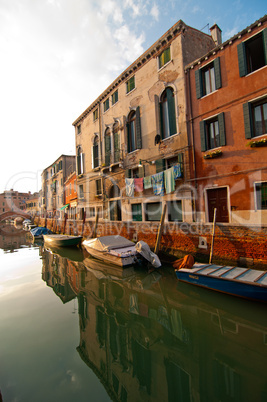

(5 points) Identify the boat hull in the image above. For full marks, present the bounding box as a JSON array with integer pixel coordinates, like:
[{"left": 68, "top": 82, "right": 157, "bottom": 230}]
[
  {"left": 84, "top": 247, "right": 136, "bottom": 267},
  {"left": 43, "top": 235, "right": 82, "bottom": 247},
  {"left": 176, "top": 265, "right": 267, "bottom": 302}
]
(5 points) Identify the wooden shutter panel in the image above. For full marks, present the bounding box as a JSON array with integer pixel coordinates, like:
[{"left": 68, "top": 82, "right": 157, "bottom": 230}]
[
  {"left": 237, "top": 42, "right": 247, "bottom": 77},
  {"left": 136, "top": 106, "right": 142, "bottom": 149},
  {"left": 125, "top": 169, "right": 131, "bottom": 178},
  {"left": 167, "top": 88, "right": 177, "bottom": 135},
  {"left": 126, "top": 119, "right": 130, "bottom": 153},
  {"left": 263, "top": 28, "right": 267, "bottom": 64},
  {"left": 138, "top": 166, "right": 144, "bottom": 178},
  {"left": 195, "top": 69, "right": 203, "bottom": 99},
  {"left": 156, "top": 159, "right": 165, "bottom": 173},
  {"left": 218, "top": 113, "right": 226, "bottom": 146},
  {"left": 154, "top": 94, "right": 161, "bottom": 138},
  {"left": 243, "top": 102, "right": 253, "bottom": 139},
  {"left": 200, "top": 121, "right": 207, "bottom": 152},
  {"left": 214, "top": 57, "right": 222, "bottom": 90}
]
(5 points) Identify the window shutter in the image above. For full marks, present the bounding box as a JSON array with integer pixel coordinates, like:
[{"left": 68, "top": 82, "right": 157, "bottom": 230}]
[
  {"left": 138, "top": 166, "right": 144, "bottom": 178},
  {"left": 214, "top": 57, "right": 222, "bottom": 90},
  {"left": 76, "top": 155, "right": 80, "bottom": 175},
  {"left": 243, "top": 102, "right": 253, "bottom": 139},
  {"left": 125, "top": 169, "right": 131, "bottom": 178},
  {"left": 195, "top": 69, "right": 203, "bottom": 99},
  {"left": 126, "top": 120, "right": 130, "bottom": 153},
  {"left": 136, "top": 106, "right": 142, "bottom": 149},
  {"left": 237, "top": 42, "right": 247, "bottom": 77},
  {"left": 80, "top": 153, "right": 84, "bottom": 174},
  {"left": 218, "top": 113, "right": 226, "bottom": 146},
  {"left": 263, "top": 28, "right": 267, "bottom": 65},
  {"left": 200, "top": 121, "right": 207, "bottom": 151},
  {"left": 167, "top": 88, "right": 177, "bottom": 135},
  {"left": 156, "top": 159, "right": 165, "bottom": 173},
  {"left": 154, "top": 94, "right": 161, "bottom": 138}
]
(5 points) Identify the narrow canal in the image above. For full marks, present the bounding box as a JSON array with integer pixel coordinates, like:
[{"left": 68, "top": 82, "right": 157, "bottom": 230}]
[{"left": 0, "top": 224, "right": 267, "bottom": 402}]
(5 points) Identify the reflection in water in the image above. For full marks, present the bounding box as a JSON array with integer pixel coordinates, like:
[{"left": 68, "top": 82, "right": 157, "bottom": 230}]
[
  {"left": 0, "top": 223, "right": 30, "bottom": 251},
  {"left": 40, "top": 247, "right": 267, "bottom": 402}
]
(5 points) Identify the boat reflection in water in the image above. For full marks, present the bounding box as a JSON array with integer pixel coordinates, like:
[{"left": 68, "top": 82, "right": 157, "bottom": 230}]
[{"left": 41, "top": 247, "right": 267, "bottom": 402}]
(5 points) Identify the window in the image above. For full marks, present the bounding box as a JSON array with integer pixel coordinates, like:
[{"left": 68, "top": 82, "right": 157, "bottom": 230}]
[
  {"left": 89, "top": 207, "right": 95, "bottom": 217},
  {"left": 237, "top": 29, "right": 267, "bottom": 76},
  {"left": 113, "top": 121, "right": 120, "bottom": 163},
  {"left": 127, "top": 107, "right": 142, "bottom": 153},
  {"left": 159, "top": 47, "right": 171, "bottom": 69},
  {"left": 76, "top": 147, "right": 84, "bottom": 176},
  {"left": 255, "top": 182, "right": 267, "bottom": 210},
  {"left": 126, "top": 76, "right": 135, "bottom": 93},
  {"left": 77, "top": 124, "right": 81, "bottom": 134},
  {"left": 200, "top": 113, "right": 226, "bottom": 151},
  {"left": 103, "top": 98, "right": 109, "bottom": 112},
  {"left": 243, "top": 98, "right": 267, "bottom": 138},
  {"left": 96, "top": 179, "right": 102, "bottom": 196},
  {"left": 112, "top": 90, "right": 118, "bottom": 105},
  {"left": 104, "top": 127, "right": 111, "bottom": 166},
  {"left": 168, "top": 200, "right": 182, "bottom": 222},
  {"left": 195, "top": 58, "right": 222, "bottom": 98},
  {"left": 93, "top": 109, "right": 98, "bottom": 121},
  {"left": 92, "top": 136, "right": 100, "bottom": 168},
  {"left": 159, "top": 87, "right": 177, "bottom": 139},
  {"left": 145, "top": 202, "right": 162, "bottom": 221},
  {"left": 132, "top": 203, "right": 142, "bottom": 221},
  {"left": 79, "top": 185, "right": 84, "bottom": 199}
]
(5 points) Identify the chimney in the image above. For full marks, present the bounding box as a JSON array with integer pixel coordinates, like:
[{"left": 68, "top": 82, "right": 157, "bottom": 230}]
[{"left": 210, "top": 24, "right": 222, "bottom": 46}]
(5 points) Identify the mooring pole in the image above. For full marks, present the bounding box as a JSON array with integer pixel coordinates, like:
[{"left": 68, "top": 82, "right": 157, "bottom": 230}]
[
  {"left": 154, "top": 204, "right": 166, "bottom": 255},
  {"left": 209, "top": 208, "right": 217, "bottom": 264},
  {"left": 93, "top": 208, "right": 99, "bottom": 238}
]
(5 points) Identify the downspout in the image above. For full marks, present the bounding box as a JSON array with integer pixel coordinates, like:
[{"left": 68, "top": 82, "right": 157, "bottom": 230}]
[{"left": 186, "top": 69, "right": 197, "bottom": 222}]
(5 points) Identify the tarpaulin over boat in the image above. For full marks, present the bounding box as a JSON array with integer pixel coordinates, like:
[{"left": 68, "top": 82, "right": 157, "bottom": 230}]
[
  {"left": 30, "top": 227, "right": 52, "bottom": 236},
  {"left": 135, "top": 240, "right": 161, "bottom": 268},
  {"left": 84, "top": 235, "right": 135, "bottom": 252}
]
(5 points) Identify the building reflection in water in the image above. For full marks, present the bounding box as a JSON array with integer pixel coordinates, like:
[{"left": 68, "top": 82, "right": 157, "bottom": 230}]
[{"left": 41, "top": 247, "right": 267, "bottom": 402}]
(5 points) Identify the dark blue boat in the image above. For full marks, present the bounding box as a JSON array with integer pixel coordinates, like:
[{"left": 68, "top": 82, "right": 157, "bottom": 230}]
[
  {"left": 30, "top": 226, "right": 53, "bottom": 239},
  {"left": 175, "top": 263, "right": 267, "bottom": 302}
]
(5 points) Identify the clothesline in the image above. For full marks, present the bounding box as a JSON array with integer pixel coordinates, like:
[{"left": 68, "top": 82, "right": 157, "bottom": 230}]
[{"left": 125, "top": 163, "right": 182, "bottom": 197}]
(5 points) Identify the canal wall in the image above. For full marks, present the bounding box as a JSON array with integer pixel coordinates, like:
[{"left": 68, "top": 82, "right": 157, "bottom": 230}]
[{"left": 35, "top": 217, "right": 267, "bottom": 269}]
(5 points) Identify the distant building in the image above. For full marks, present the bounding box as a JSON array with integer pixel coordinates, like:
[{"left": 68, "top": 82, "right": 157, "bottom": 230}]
[
  {"left": 185, "top": 15, "right": 267, "bottom": 224},
  {"left": 26, "top": 192, "right": 40, "bottom": 217},
  {"left": 0, "top": 189, "right": 32, "bottom": 214},
  {"left": 64, "top": 172, "right": 78, "bottom": 220},
  {"left": 73, "top": 19, "right": 216, "bottom": 224},
  {"left": 41, "top": 155, "right": 76, "bottom": 218}
]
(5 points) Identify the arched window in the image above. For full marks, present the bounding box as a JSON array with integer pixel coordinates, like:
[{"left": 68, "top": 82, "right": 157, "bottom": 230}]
[
  {"left": 127, "top": 106, "right": 142, "bottom": 153},
  {"left": 104, "top": 127, "right": 111, "bottom": 166},
  {"left": 77, "top": 147, "right": 84, "bottom": 176},
  {"left": 160, "top": 87, "right": 177, "bottom": 139},
  {"left": 93, "top": 136, "right": 99, "bottom": 168},
  {"left": 113, "top": 121, "right": 120, "bottom": 163}
]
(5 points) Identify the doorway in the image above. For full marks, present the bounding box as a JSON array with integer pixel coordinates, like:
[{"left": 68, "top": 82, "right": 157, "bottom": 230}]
[{"left": 207, "top": 187, "right": 229, "bottom": 223}]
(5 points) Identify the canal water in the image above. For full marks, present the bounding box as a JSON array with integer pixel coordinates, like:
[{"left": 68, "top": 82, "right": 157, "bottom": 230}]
[{"left": 0, "top": 224, "right": 267, "bottom": 402}]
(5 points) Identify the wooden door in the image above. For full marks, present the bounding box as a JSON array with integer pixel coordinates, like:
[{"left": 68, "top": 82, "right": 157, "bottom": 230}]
[{"left": 207, "top": 187, "right": 229, "bottom": 223}]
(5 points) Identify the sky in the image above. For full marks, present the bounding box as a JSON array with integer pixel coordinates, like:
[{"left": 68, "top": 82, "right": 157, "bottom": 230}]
[{"left": 0, "top": 0, "right": 266, "bottom": 194}]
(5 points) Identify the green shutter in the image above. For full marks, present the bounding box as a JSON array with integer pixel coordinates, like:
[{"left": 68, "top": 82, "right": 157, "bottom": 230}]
[
  {"left": 200, "top": 121, "right": 207, "bottom": 152},
  {"left": 263, "top": 28, "right": 267, "bottom": 65},
  {"left": 167, "top": 88, "right": 177, "bottom": 135},
  {"left": 195, "top": 69, "right": 203, "bottom": 99},
  {"left": 156, "top": 159, "right": 165, "bottom": 173},
  {"left": 138, "top": 166, "right": 144, "bottom": 178},
  {"left": 154, "top": 94, "right": 161, "bottom": 138},
  {"left": 125, "top": 169, "right": 131, "bottom": 178},
  {"left": 214, "top": 57, "right": 222, "bottom": 90},
  {"left": 237, "top": 42, "right": 247, "bottom": 77},
  {"left": 136, "top": 106, "right": 142, "bottom": 149},
  {"left": 243, "top": 102, "right": 253, "bottom": 139},
  {"left": 126, "top": 120, "right": 130, "bottom": 153},
  {"left": 218, "top": 112, "right": 226, "bottom": 146}
]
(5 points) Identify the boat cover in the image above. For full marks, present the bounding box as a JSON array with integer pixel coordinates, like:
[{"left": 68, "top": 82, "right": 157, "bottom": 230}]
[
  {"left": 84, "top": 235, "right": 135, "bottom": 252},
  {"left": 135, "top": 240, "right": 161, "bottom": 268},
  {"left": 30, "top": 227, "right": 52, "bottom": 236}
]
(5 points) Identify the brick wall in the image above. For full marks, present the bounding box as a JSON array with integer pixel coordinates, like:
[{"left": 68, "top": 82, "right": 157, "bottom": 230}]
[{"left": 37, "top": 217, "right": 267, "bottom": 269}]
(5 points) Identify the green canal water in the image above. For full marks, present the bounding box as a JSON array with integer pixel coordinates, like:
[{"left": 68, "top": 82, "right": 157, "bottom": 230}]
[{"left": 0, "top": 224, "right": 267, "bottom": 402}]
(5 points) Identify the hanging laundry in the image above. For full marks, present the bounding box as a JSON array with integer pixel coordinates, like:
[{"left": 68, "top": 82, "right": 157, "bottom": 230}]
[
  {"left": 151, "top": 171, "right": 164, "bottom": 196},
  {"left": 143, "top": 175, "right": 152, "bottom": 189},
  {"left": 164, "top": 167, "right": 175, "bottom": 194},
  {"left": 134, "top": 177, "right": 143, "bottom": 192},
  {"left": 173, "top": 163, "right": 182, "bottom": 179},
  {"left": 125, "top": 178, "right": 134, "bottom": 197}
]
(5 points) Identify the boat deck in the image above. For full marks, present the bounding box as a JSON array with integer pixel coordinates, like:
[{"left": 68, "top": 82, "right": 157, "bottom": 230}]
[{"left": 184, "top": 263, "right": 267, "bottom": 286}]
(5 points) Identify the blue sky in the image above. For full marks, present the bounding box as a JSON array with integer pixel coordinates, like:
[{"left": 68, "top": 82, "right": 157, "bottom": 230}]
[{"left": 0, "top": 0, "right": 266, "bottom": 193}]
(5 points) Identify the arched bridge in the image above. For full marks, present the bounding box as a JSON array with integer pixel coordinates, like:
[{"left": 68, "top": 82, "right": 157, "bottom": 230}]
[{"left": 0, "top": 211, "right": 32, "bottom": 222}]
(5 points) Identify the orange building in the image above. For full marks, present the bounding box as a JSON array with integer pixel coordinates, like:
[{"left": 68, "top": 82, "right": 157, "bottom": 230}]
[
  {"left": 64, "top": 172, "right": 78, "bottom": 220},
  {"left": 185, "top": 16, "right": 267, "bottom": 225}
]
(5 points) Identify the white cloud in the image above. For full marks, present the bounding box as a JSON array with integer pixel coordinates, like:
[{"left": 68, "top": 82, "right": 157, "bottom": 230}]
[{"left": 150, "top": 4, "right": 159, "bottom": 21}]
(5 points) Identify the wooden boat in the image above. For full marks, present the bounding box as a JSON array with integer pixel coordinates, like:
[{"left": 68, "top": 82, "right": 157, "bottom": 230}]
[
  {"left": 175, "top": 263, "right": 267, "bottom": 302},
  {"left": 30, "top": 226, "right": 53, "bottom": 239},
  {"left": 82, "top": 235, "right": 138, "bottom": 267},
  {"left": 43, "top": 234, "right": 83, "bottom": 247}
]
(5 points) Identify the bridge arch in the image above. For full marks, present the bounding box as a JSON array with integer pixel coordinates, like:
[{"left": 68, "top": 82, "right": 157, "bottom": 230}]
[{"left": 0, "top": 211, "right": 32, "bottom": 222}]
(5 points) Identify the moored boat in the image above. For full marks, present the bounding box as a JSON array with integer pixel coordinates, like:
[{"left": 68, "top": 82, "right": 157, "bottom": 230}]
[
  {"left": 30, "top": 226, "right": 53, "bottom": 239},
  {"left": 175, "top": 263, "right": 267, "bottom": 302},
  {"left": 43, "top": 234, "right": 83, "bottom": 247}
]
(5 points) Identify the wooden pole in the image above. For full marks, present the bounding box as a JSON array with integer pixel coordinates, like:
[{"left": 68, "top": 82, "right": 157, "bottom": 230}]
[
  {"left": 93, "top": 208, "right": 99, "bottom": 238},
  {"left": 154, "top": 204, "right": 166, "bottom": 255},
  {"left": 209, "top": 208, "right": 217, "bottom": 264}
]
